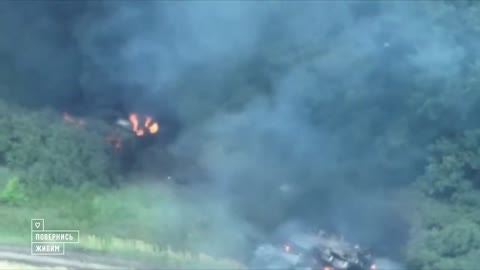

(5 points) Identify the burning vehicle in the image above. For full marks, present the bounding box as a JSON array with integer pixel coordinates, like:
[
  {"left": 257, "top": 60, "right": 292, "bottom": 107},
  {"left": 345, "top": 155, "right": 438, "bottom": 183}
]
[
  {"left": 116, "top": 113, "right": 159, "bottom": 137},
  {"left": 250, "top": 230, "right": 376, "bottom": 270},
  {"left": 60, "top": 107, "right": 192, "bottom": 181},
  {"left": 62, "top": 111, "right": 161, "bottom": 149},
  {"left": 60, "top": 86, "right": 182, "bottom": 151}
]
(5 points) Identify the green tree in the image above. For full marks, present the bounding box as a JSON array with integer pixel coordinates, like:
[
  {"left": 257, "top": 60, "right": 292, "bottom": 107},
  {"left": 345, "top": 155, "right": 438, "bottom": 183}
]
[
  {"left": 408, "top": 130, "right": 480, "bottom": 269},
  {"left": 0, "top": 101, "right": 121, "bottom": 190},
  {"left": 0, "top": 175, "right": 27, "bottom": 205}
]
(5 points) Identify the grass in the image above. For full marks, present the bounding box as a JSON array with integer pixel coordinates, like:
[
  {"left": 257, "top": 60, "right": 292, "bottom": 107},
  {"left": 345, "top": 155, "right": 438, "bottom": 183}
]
[
  {"left": 76, "top": 235, "right": 245, "bottom": 269},
  {"left": 0, "top": 172, "right": 247, "bottom": 269}
]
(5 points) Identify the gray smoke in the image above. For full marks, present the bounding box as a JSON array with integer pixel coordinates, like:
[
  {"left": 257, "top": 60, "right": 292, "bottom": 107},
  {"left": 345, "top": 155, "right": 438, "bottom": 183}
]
[
  {"left": 0, "top": 0, "right": 476, "bottom": 263},
  {"left": 375, "top": 258, "right": 405, "bottom": 270}
]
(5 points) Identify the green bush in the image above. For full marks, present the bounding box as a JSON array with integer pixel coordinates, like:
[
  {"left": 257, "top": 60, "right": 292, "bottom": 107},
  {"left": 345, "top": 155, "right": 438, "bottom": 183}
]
[
  {"left": 417, "top": 129, "right": 480, "bottom": 202},
  {"left": 436, "top": 220, "right": 480, "bottom": 257},
  {"left": 0, "top": 100, "right": 121, "bottom": 189},
  {"left": 0, "top": 175, "right": 27, "bottom": 205},
  {"left": 408, "top": 130, "right": 480, "bottom": 269},
  {"left": 407, "top": 218, "right": 480, "bottom": 270}
]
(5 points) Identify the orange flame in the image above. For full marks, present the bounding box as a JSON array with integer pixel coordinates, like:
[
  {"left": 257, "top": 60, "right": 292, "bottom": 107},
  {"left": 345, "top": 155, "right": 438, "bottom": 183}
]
[
  {"left": 63, "top": 112, "right": 85, "bottom": 128},
  {"left": 105, "top": 134, "right": 123, "bottom": 149},
  {"left": 63, "top": 112, "right": 123, "bottom": 150},
  {"left": 128, "top": 113, "right": 159, "bottom": 136}
]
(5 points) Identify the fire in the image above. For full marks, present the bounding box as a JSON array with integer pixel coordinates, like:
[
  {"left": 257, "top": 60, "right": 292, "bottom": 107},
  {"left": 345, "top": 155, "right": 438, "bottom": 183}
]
[
  {"left": 61, "top": 111, "right": 159, "bottom": 150},
  {"left": 128, "top": 113, "right": 159, "bottom": 136},
  {"left": 283, "top": 244, "right": 291, "bottom": 253},
  {"left": 63, "top": 112, "right": 85, "bottom": 128},
  {"left": 63, "top": 112, "right": 123, "bottom": 150},
  {"left": 370, "top": 264, "right": 377, "bottom": 270},
  {"left": 105, "top": 134, "right": 123, "bottom": 149}
]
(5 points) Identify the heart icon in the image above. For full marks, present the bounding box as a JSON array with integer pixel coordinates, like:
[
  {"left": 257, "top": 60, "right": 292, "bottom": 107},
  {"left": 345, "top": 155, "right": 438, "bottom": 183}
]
[{"left": 34, "top": 222, "right": 40, "bottom": 229}]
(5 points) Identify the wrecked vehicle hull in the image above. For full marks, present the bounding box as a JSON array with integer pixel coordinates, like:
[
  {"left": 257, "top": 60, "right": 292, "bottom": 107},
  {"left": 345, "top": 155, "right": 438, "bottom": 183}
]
[{"left": 250, "top": 232, "right": 376, "bottom": 270}]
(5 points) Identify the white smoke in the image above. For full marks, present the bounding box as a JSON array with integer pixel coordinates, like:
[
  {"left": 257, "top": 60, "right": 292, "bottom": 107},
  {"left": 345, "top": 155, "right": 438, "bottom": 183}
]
[{"left": 375, "top": 258, "right": 405, "bottom": 270}]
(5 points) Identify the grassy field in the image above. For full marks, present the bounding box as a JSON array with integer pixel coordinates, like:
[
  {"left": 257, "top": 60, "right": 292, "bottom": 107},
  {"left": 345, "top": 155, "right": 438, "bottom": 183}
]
[{"left": 0, "top": 168, "right": 246, "bottom": 269}]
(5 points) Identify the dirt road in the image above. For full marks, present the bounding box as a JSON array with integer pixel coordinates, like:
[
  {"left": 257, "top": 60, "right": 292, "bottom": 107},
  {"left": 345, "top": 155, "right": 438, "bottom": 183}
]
[{"left": 0, "top": 245, "right": 156, "bottom": 269}]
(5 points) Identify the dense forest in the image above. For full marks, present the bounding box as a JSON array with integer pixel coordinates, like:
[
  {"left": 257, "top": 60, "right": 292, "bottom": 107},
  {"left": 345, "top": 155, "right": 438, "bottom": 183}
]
[{"left": 0, "top": 1, "right": 479, "bottom": 269}]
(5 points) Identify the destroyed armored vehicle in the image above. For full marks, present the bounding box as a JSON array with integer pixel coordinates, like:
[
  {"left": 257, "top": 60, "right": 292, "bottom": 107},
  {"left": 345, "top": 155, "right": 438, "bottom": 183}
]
[{"left": 250, "top": 231, "right": 376, "bottom": 270}]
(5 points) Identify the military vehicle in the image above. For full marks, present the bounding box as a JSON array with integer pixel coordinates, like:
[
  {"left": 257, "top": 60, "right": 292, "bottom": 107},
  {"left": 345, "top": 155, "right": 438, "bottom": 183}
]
[{"left": 250, "top": 230, "right": 376, "bottom": 270}]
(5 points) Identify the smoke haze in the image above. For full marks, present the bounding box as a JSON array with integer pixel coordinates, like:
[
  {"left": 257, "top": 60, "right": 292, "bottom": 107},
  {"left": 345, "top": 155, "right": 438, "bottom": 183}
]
[{"left": 0, "top": 0, "right": 477, "bottom": 264}]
